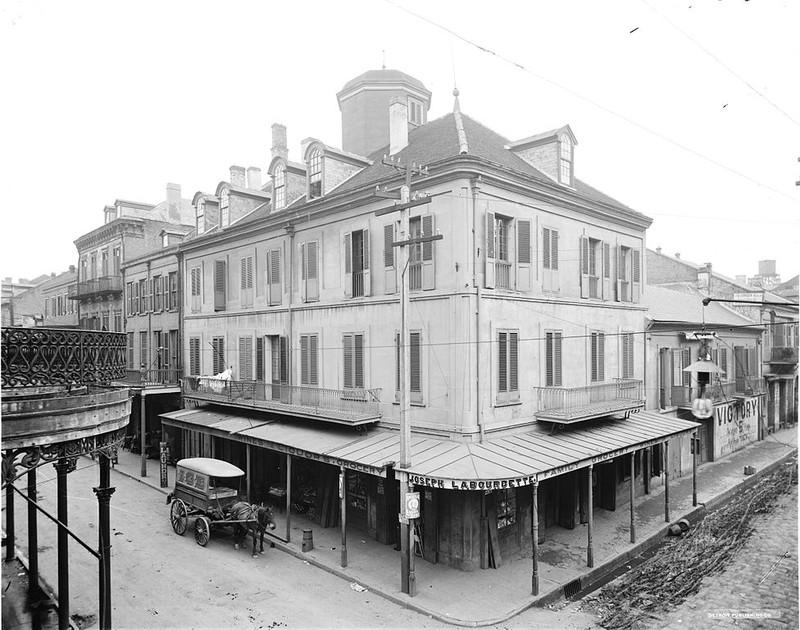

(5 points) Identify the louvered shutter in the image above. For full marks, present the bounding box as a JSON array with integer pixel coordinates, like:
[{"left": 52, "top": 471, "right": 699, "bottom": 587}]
[
  {"left": 410, "top": 331, "right": 421, "bottom": 395},
  {"left": 554, "top": 332, "right": 562, "bottom": 386},
  {"left": 545, "top": 333, "right": 554, "bottom": 386},
  {"left": 616, "top": 247, "right": 624, "bottom": 302},
  {"left": 256, "top": 337, "right": 264, "bottom": 382},
  {"left": 748, "top": 347, "right": 757, "bottom": 385},
  {"left": 310, "top": 335, "right": 318, "bottom": 385},
  {"left": 343, "top": 232, "right": 352, "bottom": 298},
  {"left": 189, "top": 337, "right": 200, "bottom": 375},
  {"left": 300, "top": 336, "right": 309, "bottom": 385},
  {"left": 279, "top": 336, "right": 288, "bottom": 384},
  {"left": 239, "top": 337, "right": 253, "bottom": 380},
  {"left": 307, "top": 241, "right": 319, "bottom": 301},
  {"left": 598, "top": 333, "right": 605, "bottom": 381},
  {"left": 354, "top": 333, "right": 364, "bottom": 388},
  {"left": 720, "top": 348, "right": 728, "bottom": 380},
  {"left": 384, "top": 223, "right": 396, "bottom": 294},
  {"left": 267, "top": 249, "right": 281, "bottom": 305},
  {"left": 602, "top": 242, "right": 611, "bottom": 299},
  {"left": 343, "top": 334, "right": 353, "bottom": 388},
  {"left": 498, "top": 332, "right": 508, "bottom": 392},
  {"left": 672, "top": 349, "right": 682, "bottom": 386},
  {"left": 509, "top": 332, "right": 519, "bottom": 395},
  {"left": 551, "top": 230, "right": 559, "bottom": 270},
  {"left": 517, "top": 219, "right": 532, "bottom": 291},
  {"left": 300, "top": 242, "right": 307, "bottom": 302},
  {"left": 421, "top": 214, "right": 435, "bottom": 290},
  {"left": 580, "top": 236, "right": 590, "bottom": 298},
  {"left": 485, "top": 211, "right": 495, "bottom": 288},
  {"left": 362, "top": 229, "right": 371, "bottom": 296},
  {"left": 214, "top": 260, "right": 226, "bottom": 311},
  {"left": 682, "top": 348, "right": 691, "bottom": 387},
  {"left": 241, "top": 256, "right": 253, "bottom": 307},
  {"left": 632, "top": 249, "right": 641, "bottom": 303}
]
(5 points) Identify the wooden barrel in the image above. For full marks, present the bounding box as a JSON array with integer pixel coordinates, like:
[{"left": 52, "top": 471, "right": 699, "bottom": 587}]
[{"left": 302, "top": 528, "right": 314, "bottom": 552}]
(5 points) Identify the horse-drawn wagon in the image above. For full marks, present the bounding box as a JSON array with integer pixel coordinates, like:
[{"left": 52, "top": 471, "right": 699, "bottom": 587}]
[{"left": 166, "top": 457, "right": 275, "bottom": 556}]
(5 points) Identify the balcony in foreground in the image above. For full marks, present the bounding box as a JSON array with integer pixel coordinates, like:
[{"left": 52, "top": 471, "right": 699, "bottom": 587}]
[
  {"left": 68, "top": 275, "right": 123, "bottom": 301},
  {"left": 114, "top": 368, "right": 182, "bottom": 392},
  {"left": 534, "top": 379, "right": 645, "bottom": 425},
  {"left": 182, "top": 377, "right": 382, "bottom": 426}
]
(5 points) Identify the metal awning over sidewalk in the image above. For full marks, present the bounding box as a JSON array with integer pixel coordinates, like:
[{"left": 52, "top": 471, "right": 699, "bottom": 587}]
[{"left": 162, "top": 408, "right": 698, "bottom": 487}]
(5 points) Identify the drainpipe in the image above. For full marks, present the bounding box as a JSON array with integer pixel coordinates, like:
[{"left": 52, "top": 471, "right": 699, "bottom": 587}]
[
  {"left": 470, "top": 179, "right": 484, "bottom": 442},
  {"left": 285, "top": 225, "right": 295, "bottom": 396},
  {"left": 141, "top": 260, "right": 151, "bottom": 477}
]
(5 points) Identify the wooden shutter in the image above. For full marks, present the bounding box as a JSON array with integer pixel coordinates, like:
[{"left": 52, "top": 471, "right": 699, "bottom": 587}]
[
  {"left": 632, "top": 248, "right": 641, "bottom": 303},
  {"left": 602, "top": 242, "right": 611, "bottom": 299},
  {"left": 300, "top": 335, "right": 309, "bottom": 385},
  {"left": 509, "top": 332, "right": 519, "bottom": 394},
  {"left": 720, "top": 348, "right": 728, "bottom": 380},
  {"left": 422, "top": 214, "right": 435, "bottom": 290},
  {"left": 354, "top": 333, "right": 364, "bottom": 388},
  {"left": 214, "top": 260, "right": 226, "bottom": 311},
  {"left": 343, "top": 231, "right": 352, "bottom": 298},
  {"left": 241, "top": 256, "right": 253, "bottom": 307},
  {"left": 300, "top": 242, "right": 307, "bottom": 302},
  {"left": 598, "top": 333, "right": 605, "bottom": 381},
  {"left": 310, "top": 335, "right": 318, "bottom": 385},
  {"left": 485, "top": 211, "right": 495, "bottom": 288},
  {"left": 498, "top": 332, "right": 508, "bottom": 392},
  {"left": 554, "top": 332, "right": 562, "bottom": 386},
  {"left": 551, "top": 229, "right": 559, "bottom": 270},
  {"left": 267, "top": 249, "right": 281, "bottom": 305},
  {"left": 616, "top": 246, "right": 624, "bottom": 302},
  {"left": 256, "top": 337, "right": 264, "bottom": 382},
  {"left": 580, "top": 236, "right": 590, "bottom": 298},
  {"left": 238, "top": 337, "right": 253, "bottom": 380},
  {"left": 682, "top": 348, "right": 691, "bottom": 387},
  {"left": 307, "top": 240, "right": 319, "bottom": 301},
  {"left": 362, "top": 229, "right": 371, "bottom": 296},
  {"left": 410, "top": 331, "right": 421, "bottom": 394},
  {"left": 279, "top": 336, "right": 288, "bottom": 384},
  {"left": 343, "top": 334, "right": 353, "bottom": 388},
  {"left": 384, "top": 223, "right": 396, "bottom": 294},
  {"left": 517, "top": 219, "right": 532, "bottom": 291}
]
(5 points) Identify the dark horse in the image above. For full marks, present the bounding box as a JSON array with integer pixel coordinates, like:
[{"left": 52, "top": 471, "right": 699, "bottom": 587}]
[{"left": 230, "top": 502, "right": 276, "bottom": 557}]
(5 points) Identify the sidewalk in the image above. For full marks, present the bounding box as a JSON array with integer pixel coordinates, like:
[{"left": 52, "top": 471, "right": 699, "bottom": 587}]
[{"left": 108, "top": 427, "right": 798, "bottom": 627}]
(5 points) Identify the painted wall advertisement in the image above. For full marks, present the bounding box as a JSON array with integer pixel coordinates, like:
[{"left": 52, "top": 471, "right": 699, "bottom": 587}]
[{"left": 714, "top": 397, "right": 761, "bottom": 459}]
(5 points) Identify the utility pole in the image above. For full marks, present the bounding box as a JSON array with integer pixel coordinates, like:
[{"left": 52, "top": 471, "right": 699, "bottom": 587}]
[{"left": 374, "top": 155, "right": 441, "bottom": 596}]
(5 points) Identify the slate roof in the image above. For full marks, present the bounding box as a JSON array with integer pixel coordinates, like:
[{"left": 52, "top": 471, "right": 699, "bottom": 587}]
[
  {"left": 338, "top": 69, "right": 430, "bottom": 97},
  {"left": 644, "top": 284, "right": 757, "bottom": 327}
]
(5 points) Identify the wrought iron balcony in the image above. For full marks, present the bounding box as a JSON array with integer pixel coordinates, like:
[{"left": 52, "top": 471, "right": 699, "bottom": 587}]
[
  {"left": 116, "top": 368, "right": 183, "bottom": 389},
  {"left": 182, "top": 377, "right": 382, "bottom": 426},
  {"left": 1, "top": 327, "right": 128, "bottom": 388},
  {"left": 68, "top": 275, "right": 123, "bottom": 301},
  {"left": 670, "top": 380, "right": 736, "bottom": 408},
  {"left": 534, "top": 379, "right": 644, "bottom": 424},
  {"left": 767, "top": 346, "right": 798, "bottom": 364}
]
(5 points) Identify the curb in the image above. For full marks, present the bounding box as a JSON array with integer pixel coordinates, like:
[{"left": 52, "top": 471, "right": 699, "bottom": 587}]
[{"left": 9, "top": 547, "right": 80, "bottom": 630}]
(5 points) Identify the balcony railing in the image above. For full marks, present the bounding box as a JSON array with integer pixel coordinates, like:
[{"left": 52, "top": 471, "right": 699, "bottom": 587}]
[
  {"left": 68, "top": 275, "right": 123, "bottom": 300},
  {"left": 183, "top": 377, "right": 382, "bottom": 425},
  {"left": 534, "top": 379, "right": 644, "bottom": 424},
  {"left": 1, "top": 327, "right": 127, "bottom": 388},
  {"left": 352, "top": 270, "right": 364, "bottom": 298},
  {"left": 409, "top": 262, "right": 423, "bottom": 291},
  {"left": 496, "top": 261, "right": 511, "bottom": 290},
  {"left": 117, "top": 368, "right": 182, "bottom": 388},
  {"left": 768, "top": 346, "right": 798, "bottom": 364},
  {"left": 670, "top": 380, "right": 736, "bottom": 408}
]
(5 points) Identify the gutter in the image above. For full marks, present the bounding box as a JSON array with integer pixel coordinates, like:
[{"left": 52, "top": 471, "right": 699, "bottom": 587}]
[{"left": 471, "top": 178, "right": 484, "bottom": 442}]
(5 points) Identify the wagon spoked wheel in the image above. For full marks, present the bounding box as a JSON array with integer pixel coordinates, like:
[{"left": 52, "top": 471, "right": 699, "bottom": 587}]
[
  {"left": 195, "top": 516, "right": 211, "bottom": 547},
  {"left": 170, "top": 499, "right": 188, "bottom": 536}
]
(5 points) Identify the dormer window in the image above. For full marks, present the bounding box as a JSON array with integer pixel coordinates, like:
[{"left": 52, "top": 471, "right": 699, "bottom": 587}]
[
  {"left": 196, "top": 199, "right": 205, "bottom": 235},
  {"left": 274, "top": 164, "right": 286, "bottom": 210},
  {"left": 162, "top": 233, "right": 169, "bottom": 248},
  {"left": 408, "top": 98, "right": 423, "bottom": 126},
  {"left": 220, "top": 188, "right": 230, "bottom": 226},
  {"left": 308, "top": 149, "right": 322, "bottom": 199},
  {"left": 559, "top": 135, "right": 573, "bottom": 185}
]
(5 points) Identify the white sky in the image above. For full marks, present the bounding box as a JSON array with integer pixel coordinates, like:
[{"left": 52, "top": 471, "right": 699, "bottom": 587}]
[{"left": 2, "top": 0, "right": 798, "bottom": 284}]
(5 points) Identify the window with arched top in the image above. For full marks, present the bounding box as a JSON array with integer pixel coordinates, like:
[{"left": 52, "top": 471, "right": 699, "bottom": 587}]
[
  {"left": 559, "top": 135, "right": 573, "bottom": 185},
  {"left": 308, "top": 149, "right": 322, "bottom": 199},
  {"left": 196, "top": 199, "right": 205, "bottom": 235},
  {"left": 220, "top": 188, "right": 230, "bottom": 226},
  {"left": 274, "top": 164, "right": 286, "bottom": 210}
]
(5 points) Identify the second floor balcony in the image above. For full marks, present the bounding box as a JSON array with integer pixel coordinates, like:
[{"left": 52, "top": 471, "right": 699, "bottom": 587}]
[
  {"left": 534, "top": 379, "right": 644, "bottom": 425},
  {"left": 116, "top": 368, "right": 183, "bottom": 390},
  {"left": 765, "top": 345, "right": 798, "bottom": 370},
  {"left": 669, "top": 377, "right": 767, "bottom": 409},
  {"left": 182, "top": 377, "right": 382, "bottom": 426},
  {"left": 68, "top": 275, "right": 123, "bottom": 301}
]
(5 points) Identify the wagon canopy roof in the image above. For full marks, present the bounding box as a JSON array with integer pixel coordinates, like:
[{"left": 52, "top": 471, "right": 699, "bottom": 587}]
[{"left": 176, "top": 457, "right": 245, "bottom": 477}]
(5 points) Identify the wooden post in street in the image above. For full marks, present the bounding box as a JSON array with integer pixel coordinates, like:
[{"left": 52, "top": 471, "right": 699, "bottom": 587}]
[
  {"left": 630, "top": 452, "right": 636, "bottom": 544},
  {"left": 340, "top": 465, "right": 347, "bottom": 568},
  {"left": 531, "top": 480, "right": 539, "bottom": 595},
  {"left": 587, "top": 466, "right": 594, "bottom": 568},
  {"left": 5, "top": 482, "right": 14, "bottom": 562},
  {"left": 664, "top": 441, "right": 670, "bottom": 523},
  {"left": 692, "top": 433, "right": 698, "bottom": 507}
]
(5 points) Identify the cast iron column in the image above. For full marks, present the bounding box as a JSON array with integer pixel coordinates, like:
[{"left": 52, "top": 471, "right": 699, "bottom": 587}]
[
  {"left": 531, "top": 480, "right": 539, "bottom": 595},
  {"left": 629, "top": 453, "right": 636, "bottom": 544},
  {"left": 27, "top": 469, "right": 41, "bottom": 600},
  {"left": 340, "top": 465, "right": 347, "bottom": 567},
  {"left": 5, "top": 481, "right": 14, "bottom": 562},
  {"left": 140, "top": 393, "right": 147, "bottom": 477},
  {"left": 692, "top": 433, "right": 698, "bottom": 507},
  {"left": 664, "top": 441, "right": 670, "bottom": 523},
  {"left": 94, "top": 454, "right": 115, "bottom": 630},
  {"left": 54, "top": 458, "right": 76, "bottom": 630},
  {"left": 587, "top": 466, "right": 594, "bottom": 568}
]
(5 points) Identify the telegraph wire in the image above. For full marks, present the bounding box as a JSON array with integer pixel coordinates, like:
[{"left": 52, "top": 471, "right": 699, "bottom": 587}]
[{"left": 383, "top": 0, "right": 799, "bottom": 203}]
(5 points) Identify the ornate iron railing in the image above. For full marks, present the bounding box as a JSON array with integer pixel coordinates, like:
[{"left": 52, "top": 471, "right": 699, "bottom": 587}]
[
  {"left": 1, "top": 327, "right": 127, "bottom": 388},
  {"left": 119, "top": 368, "right": 182, "bottom": 387},
  {"left": 68, "top": 275, "right": 123, "bottom": 300},
  {"left": 670, "top": 380, "right": 736, "bottom": 407}
]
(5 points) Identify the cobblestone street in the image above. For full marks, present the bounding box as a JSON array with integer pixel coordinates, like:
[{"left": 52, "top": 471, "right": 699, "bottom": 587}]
[{"left": 657, "top": 486, "right": 798, "bottom": 630}]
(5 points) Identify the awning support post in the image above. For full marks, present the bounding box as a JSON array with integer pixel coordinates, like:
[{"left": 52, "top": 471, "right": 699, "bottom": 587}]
[
  {"left": 340, "top": 465, "right": 347, "bottom": 568},
  {"left": 140, "top": 393, "right": 147, "bottom": 477},
  {"left": 664, "top": 441, "right": 670, "bottom": 522},
  {"left": 5, "top": 481, "right": 14, "bottom": 562},
  {"left": 285, "top": 454, "right": 292, "bottom": 542},
  {"left": 55, "top": 458, "right": 75, "bottom": 630},
  {"left": 27, "top": 469, "right": 41, "bottom": 601},
  {"left": 531, "top": 480, "right": 539, "bottom": 595},
  {"left": 587, "top": 466, "right": 594, "bottom": 568},
  {"left": 692, "top": 432, "right": 698, "bottom": 507},
  {"left": 246, "top": 444, "right": 252, "bottom": 502},
  {"left": 629, "top": 452, "right": 636, "bottom": 544}
]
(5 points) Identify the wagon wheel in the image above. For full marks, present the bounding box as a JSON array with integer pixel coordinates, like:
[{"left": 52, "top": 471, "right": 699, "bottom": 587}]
[
  {"left": 195, "top": 516, "right": 211, "bottom": 547},
  {"left": 170, "top": 499, "right": 188, "bottom": 536}
]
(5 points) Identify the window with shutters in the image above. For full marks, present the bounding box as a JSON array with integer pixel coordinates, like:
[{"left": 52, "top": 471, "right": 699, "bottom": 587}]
[
  {"left": 590, "top": 331, "right": 605, "bottom": 382},
  {"left": 396, "top": 330, "right": 423, "bottom": 404},
  {"left": 719, "top": 347, "right": 728, "bottom": 380},
  {"left": 542, "top": 226, "right": 560, "bottom": 292},
  {"left": 672, "top": 349, "right": 683, "bottom": 387},
  {"left": 517, "top": 218, "right": 532, "bottom": 291},
  {"left": 580, "top": 237, "right": 605, "bottom": 299},
  {"left": 384, "top": 222, "right": 397, "bottom": 294},
  {"left": 238, "top": 336, "right": 253, "bottom": 380},
  {"left": 343, "top": 333, "right": 365, "bottom": 389},
  {"left": 497, "top": 330, "right": 520, "bottom": 404},
  {"left": 343, "top": 228, "right": 370, "bottom": 298},
  {"left": 212, "top": 337, "right": 226, "bottom": 375},
  {"left": 126, "top": 282, "right": 135, "bottom": 316},
  {"left": 153, "top": 276, "right": 163, "bottom": 311},
  {"left": 190, "top": 267, "right": 201, "bottom": 312},
  {"left": 621, "top": 332, "right": 635, "bottom": 379},
  {"left": 127, "top": 332, "right": 135, "bottom": 369},
  {"left": 268, "top": 335, "right": 289, "bottom": 391},
  {"left": 681, "top": 347, "right": 692, "bottom": 388},
  {"left": 138, "top": 279, "right": 147, "bottom": 314},
  {"left": 168, "top": 271, "right": 178, "bottom": 310},
  {"left": 545, "top": 331, "right": 563, "bottom": 387},
  {"left": 214, "top": 260, "right": 226, "bottom": 311},
  {"left": 409, "top": 215, "right": 435, "bottom": 291},
  {"left": 240, "top": 255, "right": 254, "bottom": 308},
  {"left": 113, "top": 310, "right": 122, "bottom": 333},
  {"left": 300, "top": 334, "right": 319, "bottom": 386},
  {"left": 617, "top": 246, "right": 641, "bottom": 303},
  {"left": 140, "top": 331, "right": 148, "bottom": 370},
  {"left": 301, "top": 241, "right": 319, "bottom": 302},
  {"left": 486, "top": 214, "right": 512, "bottom": 290},
  {"left": 265, "top": 248, "right": 281, "bottom": 306}
]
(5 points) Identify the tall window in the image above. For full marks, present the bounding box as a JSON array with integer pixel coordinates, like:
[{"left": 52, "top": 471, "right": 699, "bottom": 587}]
[
  {"left": 212, "top": 337, "right": 225, "bottom": 375},
  {"left": 301, "top": 241, "right": 319, "bottom": 302},
  {"left": 591, "top": 332, "right": 605, "bottom": 382},
  {"left": 542, "top": 227, "right": 559, "bottom": 291},
  {"left": 220, "top": 188, "right": 230, "bottom": 227},
  {"left": 214, "top": 260, "right": 226, "bottom": 312},
  {"left": 168, "top": 271, "right": 178, "bottom": 310},
  {"left": 240, "top": 255, "right": 254, "bottom": 307},
  {"left": 408, "top": 98, "right": 423, "bottom": 125},
  {"left": 621, "top": 332, "right": 635, "bottom": 379},
  {"left": 343, "top": 333, "right": 364, "bottom": 389},
  {"left": 559, "top": 135, "right": 573, "bottom": 185},
  {"left": 140, "top": 331, "right": 148, "bottom": 370},
  {"left": 580, "top": 237, "right": 604, "bottom": 299},
  {"left": 238, "top": 336, "right": 253, "bottom": 380},
  {"left": 274, "top": 164, "right": 286, "bottom": 210},
  {"left": 408, "top": 215, "right": 435, "bottom": 291},
  {"left": 344, "top": 229, "right": 370, "bottom": 298},
  {"left": 101, "top": 250, "right": 109, "bottom": 277},
  {"left": 497, "top": 330, "right": 519, "bottom": 403},
  {"left": 396, "top": 331, "right": 422, "bottom": 403},
  {"left": 113, "top": 310, "right": 122, "bottom": 332},
  {"left": 196, "top": 199, "right": 205, "bottom": 235},
  {"left": 617, "top": 246, "right": 641, "bottom": 303},
  {"left": 127, "top": 332, "right": 135, "bottom": 368},
  {"left": 545, "top": 331, "right": 563, "bottom": 387},
  {"left": 266, "top": 248, "right": 281, "bottom": 306},
  {"left": 138, "top": 279, "right": 147, "bottom": 313},
  {"left": 308, "top": 149, "right": 322, "bottom": 199},
  {"left": 90, "top": 253, "right": 97, "bottom": 279},
  {"left": 300, "top": 334, "right": 319, "bottom": 386},
  {"left": 153, "top": 276, "right": 163, "bottom": 311},
  {"left": 189, "top": 337, "right": 201, "bottom": 375},
  {"left": 190, "top": 267, "right": 201, "bottom": 312},
  {"left": 112, "top": 247, "right": 121, "bottom": 275}
]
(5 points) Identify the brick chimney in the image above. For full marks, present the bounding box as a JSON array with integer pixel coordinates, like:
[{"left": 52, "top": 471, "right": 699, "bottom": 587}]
[
  {"left": 166, "top": 183, "right": 182, "bottom": 223},
  {"left": 389, "top": 97, "right": 408, "bottom": 155},
  {"left": 675, "top": 253, "right": 681, "bottom": 259},
  {"left": 229, "top": 166, "right": 246, "bottom": 188},
  {"left": 271, "top": 123, "right": 288, "bottom": 162},
  {"left": 246, "top": 167, "right": 262, "bottom": 190},
  {"left": 656, "top": 246, "right": 662, "bottom": 254},
  {"left": 697, "top": 262, "right": 712, "bottom": 292},
  {"left": 69, "top": 265, "right": 76, "bottom": 273}
]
